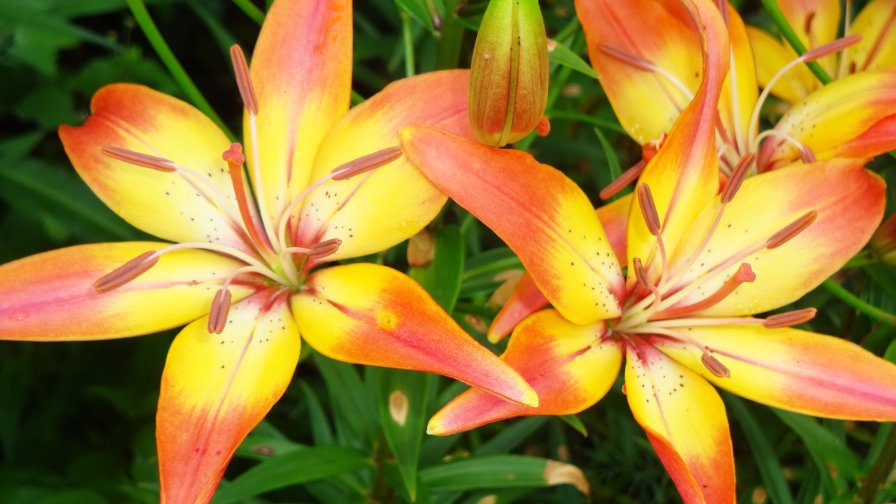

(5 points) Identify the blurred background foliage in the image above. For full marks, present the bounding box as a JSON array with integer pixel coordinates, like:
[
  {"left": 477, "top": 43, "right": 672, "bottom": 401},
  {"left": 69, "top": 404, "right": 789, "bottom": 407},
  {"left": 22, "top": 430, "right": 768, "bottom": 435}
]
[{"left": 0, "top": 0, "right": 894, "bottom": 502}]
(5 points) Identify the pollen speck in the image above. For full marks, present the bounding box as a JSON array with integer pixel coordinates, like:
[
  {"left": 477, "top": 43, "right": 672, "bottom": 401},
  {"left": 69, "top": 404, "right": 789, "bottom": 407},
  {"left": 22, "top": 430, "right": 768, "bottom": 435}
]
[{"left": 377, "top": 310, "right": 399, "bottom": 331}]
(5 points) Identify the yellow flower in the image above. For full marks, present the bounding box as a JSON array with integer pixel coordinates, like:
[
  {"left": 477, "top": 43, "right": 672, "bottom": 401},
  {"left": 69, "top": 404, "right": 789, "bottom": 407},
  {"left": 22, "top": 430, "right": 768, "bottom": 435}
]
[
  {"left": 400, "top": 1, "right": 896, "bottom": 501},
  {"left": 0, "top": 2, "right": 536, "bottom": 502}
]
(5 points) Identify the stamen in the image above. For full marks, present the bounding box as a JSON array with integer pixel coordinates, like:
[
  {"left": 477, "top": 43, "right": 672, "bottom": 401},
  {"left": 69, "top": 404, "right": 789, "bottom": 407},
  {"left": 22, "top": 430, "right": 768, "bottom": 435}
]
[
  {"left": 223, "top": 143, "right": 274, "bottom": 257},
  {"left": 763, "top": 307, "right": 817, "bottom": 328},
  {"left": 308, "top": 238, "right": 342, "bottom": 260},
  {"left": 633, "top": 257, "right": 650, "bottom": 290},
  {"left": 599, "top": 160, "right": 645, "bottom": 200},
  {"left": 701, "top": 350, "right": 731, "bottom": 378},
  {"left": 636, "top": 184, "right": 662, "bottom": 235},
  {"left": 535, "top": 116, "right": 551, "bottom": 137},
  {"left": 102, "top": 146, "right": 176, "bottom": 172},
  {"left": 720, "top": 153, "right": 754, "bottom": 204},
  {"left": 802, "top": 34, "right": 862, "bottom": 62},
  {"left": 230, "top": 45, "right": 258, "bottom": 115},
  {"left": 94, "top": 251, "right": 159, "bottom": 293},
  {"left": 650, "top": 263, "right": 755, "bottom": 321},
  {"left": 207, "top": 288, "right": 232, "bottom": 334},
  {"left": 332, "top": 146, "right": 402, "bottom": 180},
  {"left": 599, "top": 45, "right": 694, "bottom": 101},
  {"left": 800, "top": 145, "right": 817, "bottom": 164},
  {"left": 748, "top": 34, "right": 862, "bottom": 147},
  {"left": 766, "top": 211, "right": 817, "bottom": 249}
]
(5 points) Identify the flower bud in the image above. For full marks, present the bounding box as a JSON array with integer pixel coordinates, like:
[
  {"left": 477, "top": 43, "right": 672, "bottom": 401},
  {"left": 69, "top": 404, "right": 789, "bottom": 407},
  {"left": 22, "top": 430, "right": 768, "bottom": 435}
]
[
  {"left": 469, "top": 0, "right": 549, "bottom": 147},
  {"left": 872, "top": 214, "right": 896, "bottom": 265}
]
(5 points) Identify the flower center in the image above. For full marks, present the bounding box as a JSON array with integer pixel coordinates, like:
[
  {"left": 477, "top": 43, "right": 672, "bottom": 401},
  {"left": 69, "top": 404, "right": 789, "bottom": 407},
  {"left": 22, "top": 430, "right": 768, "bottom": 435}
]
[
  {"left": 602, "top": 181, "right": 818, "bottom": 377},
  {"left": 90, "top": 44, "right": 402, "bottom": 334}
]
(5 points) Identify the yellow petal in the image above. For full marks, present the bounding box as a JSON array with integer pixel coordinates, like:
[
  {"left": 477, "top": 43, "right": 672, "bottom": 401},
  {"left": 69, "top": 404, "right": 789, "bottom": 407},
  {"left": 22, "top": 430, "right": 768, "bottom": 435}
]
[
  {"left": 0, "top": 242, "right": 247, "bottom": 341},
  {"left": 157, "top": 291, "right": 299, "bottom": 504},
  {"left": 575, "top": 0, "right": 702, "bottom": 144},
  {"left": 401, "top": 126, "right": 624, "bottom": 325},
  {"left": 762, "top": 69, "right": 896, "bottom": 169},
  {"left": 293, "top": 71, "right": 474, "bottom": 261},
  {"left": 245, "top": 0, "right": 352, "bottom": 229},
  {"left": 625, "top": 342, "right": 735, "bottom": 504},
  {"left": 844, "top": 0, "right": 896, "bottom": 73},
  {"left": 666, "top": 160, "right": 884, "bottom": 316},
  {"left": 58, "top": 84, "right": 250, "bottom": 251},
  {"left": 291, "top": 263, "right": 537, "bottom": 407},
  {"left": 627, "top": 0, "right": 727, "bottom": 284},
  {"left": 430, "top": 310, "right": 622, "bottom": 435},
  {"left": 778, "top": 0, "right": 841, "bottom": 75},
  {"left": 745, "top": 27, "right": 817, "bottom": 104},
  {"left": 717, "top": 5, "right": 758, "bottom": 147},
  {"left": 656, "top": 324, "right": 896, "bottom": 420}
]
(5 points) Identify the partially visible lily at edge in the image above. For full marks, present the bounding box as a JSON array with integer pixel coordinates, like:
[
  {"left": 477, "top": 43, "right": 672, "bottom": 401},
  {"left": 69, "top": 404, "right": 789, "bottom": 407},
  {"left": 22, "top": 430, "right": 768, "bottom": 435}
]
[
  {"left": 578, "top": 0, "right": 896, "bottom": 174},
  {"left": 487, "top": 0, "right": 896, "bottom": 341},
  {"left": 0, "top": 1, "right": 538, "bottom": 503},
  {"left": 400, "top": 0, "right": 896, "bottom": 501},
  {"left": 746, "top": 0, "right": 896, "bottom": 104}
]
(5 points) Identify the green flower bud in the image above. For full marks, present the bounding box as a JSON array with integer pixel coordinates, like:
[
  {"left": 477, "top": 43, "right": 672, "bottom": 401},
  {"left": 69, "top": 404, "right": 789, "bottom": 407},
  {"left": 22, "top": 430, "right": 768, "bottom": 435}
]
[{"left": 469, "top": 0, "right": 549, "bottom": 147}]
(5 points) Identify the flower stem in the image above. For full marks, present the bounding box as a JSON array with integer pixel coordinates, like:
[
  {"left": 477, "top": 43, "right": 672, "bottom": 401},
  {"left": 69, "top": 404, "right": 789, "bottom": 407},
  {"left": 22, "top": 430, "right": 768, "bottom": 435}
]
[
  {"left": 858, "top": 425, "right": 896, "bottom": 503},
  {"left": 125, "top": 0, "right": 234, "bottom": 138},
  {"left": 231, "top": 0, "right": 264, "bottom": 25},
  {"left": 400, "top": 9, "right": 416, "bottom": 77},
  {"left": 822, "top": 278, "right": 896, "bottom": 326},
  {"left": 760, "top": 0, "right": 833, "bottom": 85}
]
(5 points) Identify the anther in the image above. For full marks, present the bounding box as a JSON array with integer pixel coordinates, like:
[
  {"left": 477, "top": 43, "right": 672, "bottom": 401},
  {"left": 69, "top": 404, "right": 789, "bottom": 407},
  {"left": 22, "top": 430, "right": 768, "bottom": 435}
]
[
  {"left": 599, "top": 160, "right": 645, "bottom": 200},
  {"left": 763, "top": 307, "right": 817, "bottom": 328},
  {"left": 102, "top": 146, "right": 176, "bottom": 172},
  {"left": 767, "top": 211, "right": 817, "bottom": 249},
  {"left": 701, "top": 350, "right": 731, "bottom": 378},
  {"left": 332, "top": 146, "right": 402, "bottom": 180},
  {"left": 636, "top": 184, "right": 662, "bottom": 235},
  {"left": 207, "top": 288, "right": 232, "bottom": 334},
  {"left": 721, "top": 153, "right": 754, "bottom": 204},
  {"left": 650, "top": 263, "right": 755, "bottom": 321},
  {"left": 230, "top": 45, "right": 258, "bottom": 115},
  {"left": 308, "top": 238, "right": 342, "bottom": 260},
  {"left": 94, "top": 251, "right": 159, "bottom": 293},
  {"left": 633, "top": 257, "right": 651, "bottom": 290},
  {"left": 802, "top": 34, "right": 862, "bottom": 62},
  {"left": 800, "top": 145, "right": 817, "bottom": 164}
]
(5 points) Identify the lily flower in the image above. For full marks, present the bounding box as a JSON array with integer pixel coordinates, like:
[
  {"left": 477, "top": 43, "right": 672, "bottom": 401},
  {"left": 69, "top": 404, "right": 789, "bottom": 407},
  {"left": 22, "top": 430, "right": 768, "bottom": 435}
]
[
  {"left": 746, "top": 0, "right": 896, "bottom": 104},
  {"left": 0, "top": 2, "right": 537, "bottom": 502},
  {"left": 576, "top": 0, "right": 896, "bottom": 175},
  {"left": 400, "top": 0, "right": 896, "bottom": 500}
]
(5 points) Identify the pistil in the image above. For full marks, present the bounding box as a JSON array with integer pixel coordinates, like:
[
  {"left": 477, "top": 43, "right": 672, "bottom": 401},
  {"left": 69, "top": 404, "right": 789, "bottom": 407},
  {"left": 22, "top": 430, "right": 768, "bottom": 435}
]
[{"left": 223, "top": 143, "right": 276, "bottom": 261}]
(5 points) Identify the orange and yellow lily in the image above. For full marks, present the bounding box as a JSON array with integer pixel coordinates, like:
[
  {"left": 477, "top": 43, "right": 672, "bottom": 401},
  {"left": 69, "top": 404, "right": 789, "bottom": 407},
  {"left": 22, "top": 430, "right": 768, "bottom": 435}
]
[
  {"left": 747, "top": 0, "right": 896, "bottom": 103},
  {"left": 577, "top": 0, "right": 896, "bottom": 174},
  {"left": 400, "top": 0, "right": 896, "bottom": 501},
  {"left": 0, "top": 2, "right": 538, "bottom": 502},
  {"left": 489, "top": 0, "right": 896, "bottom": 340}
]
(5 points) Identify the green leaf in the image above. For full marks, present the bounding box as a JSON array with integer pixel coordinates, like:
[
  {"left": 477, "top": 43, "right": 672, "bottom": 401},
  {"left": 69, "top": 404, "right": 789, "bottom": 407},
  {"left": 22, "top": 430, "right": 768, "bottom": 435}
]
[
  {"left": 593, "top": 126, "right": 622, "bottom": 182},
  {"left": 211, "top": 446, "right": 372, "bottom": 504},
  {"left": 312, "top": 352, "right": 380, "bottom": 446},
  {"left": 475, "top": 417, "right": 546, "bottom": 456},
  {"left": 420, "top": 455, "right": 588, "bottom": 495},
  {"left": 409, "top": 224, "right": 464, "bottom": 313},
  {"left": 726, "top": 396, "right": 794, "bottom": 504},
  {"left": 548, "top": 40, "right": 597, "bottom": 79},
  {"left": 378, "top": 369, "right": 432, "bottom": 500},
  {"left": 773, "top": 409, "right": 860, "bottom": 493},
  {"left": 558, "top": 414, "right": 588, "bottom": 437},
  {"left": 395, "top": 0, "right": 434, "bottom": 33}
]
